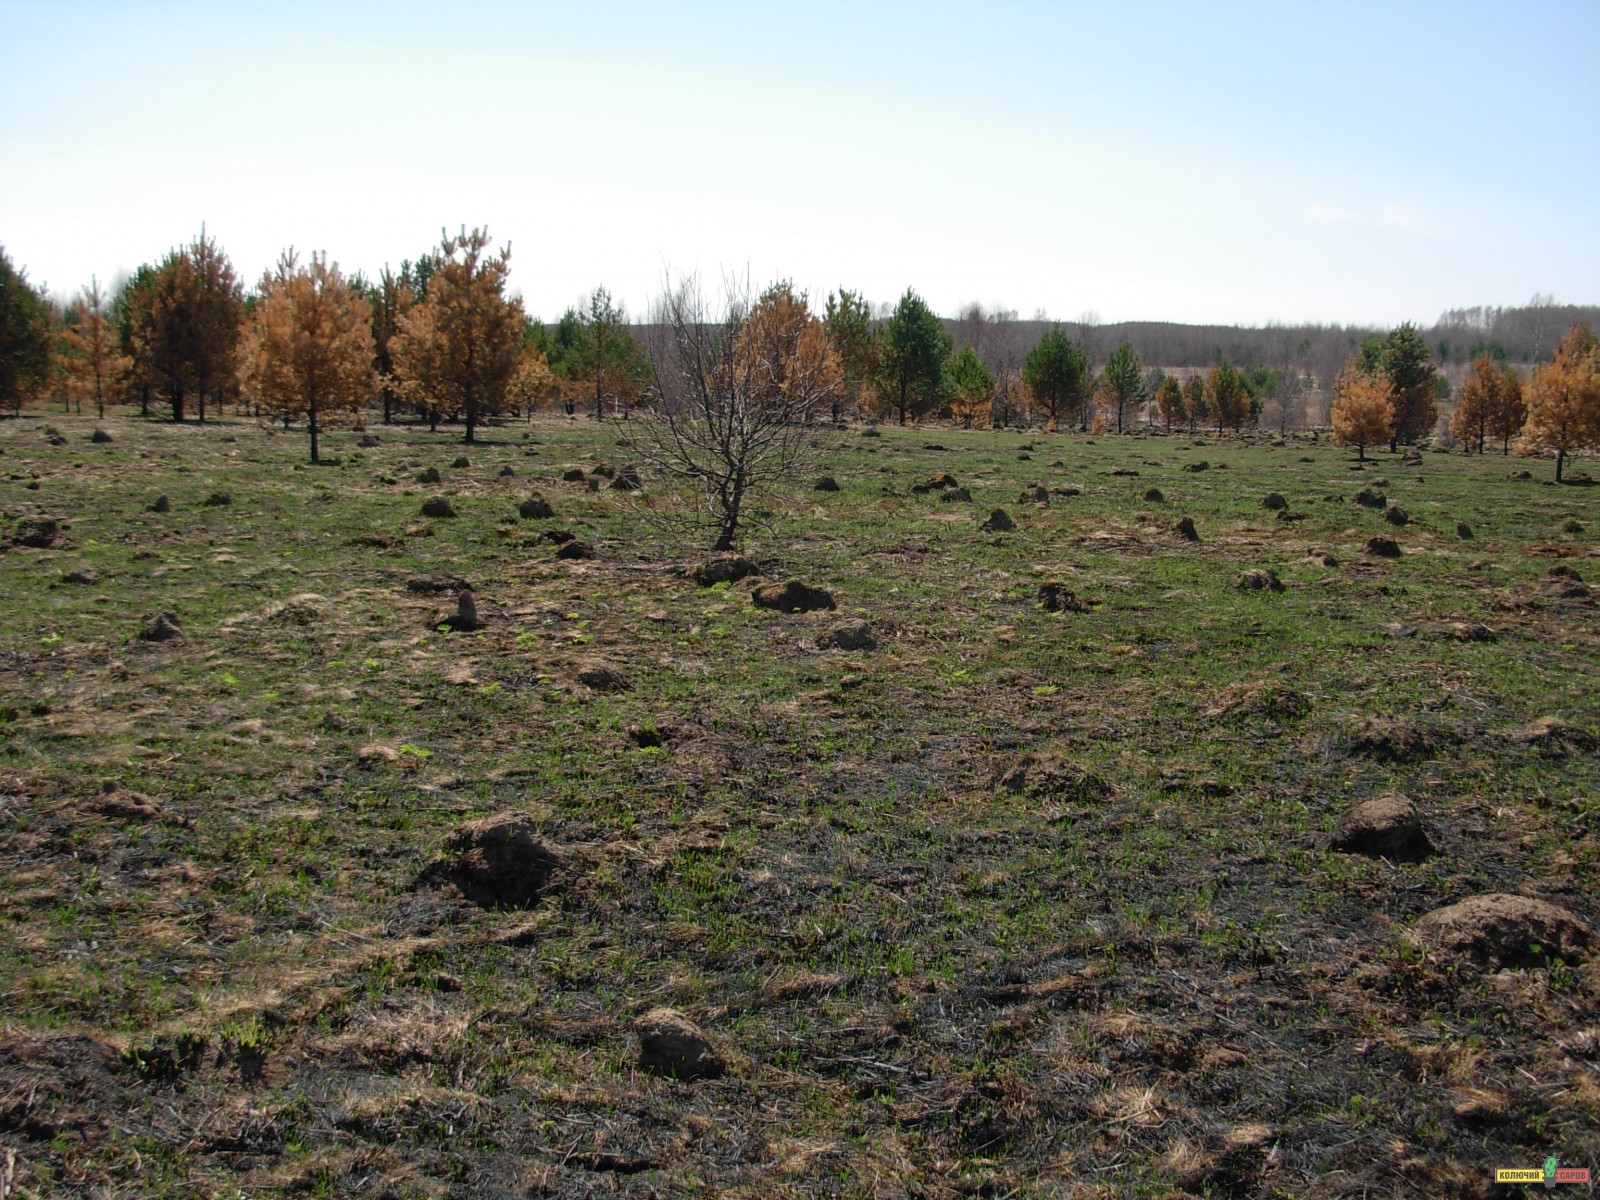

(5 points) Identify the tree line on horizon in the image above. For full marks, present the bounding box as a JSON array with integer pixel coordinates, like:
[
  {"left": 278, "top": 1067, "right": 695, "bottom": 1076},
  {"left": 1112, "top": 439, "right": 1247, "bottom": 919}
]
[{"left": 1, "top": 232, "right": 1597, "bottom": 479}]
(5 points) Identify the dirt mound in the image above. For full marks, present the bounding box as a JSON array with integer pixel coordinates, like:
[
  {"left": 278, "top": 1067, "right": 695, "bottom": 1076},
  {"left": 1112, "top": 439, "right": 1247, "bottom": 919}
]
[
  {"left": 813, "top": 476, "right": 840, "bottom": 492},
  {"left": 1183, "top": 460, "right": 1210, "bottom": 473},
  {"left": 997, "top": 754, "right": 1111, "bottom": 804},
  {"left": 405, "top": 574, "right": 470, "bottom": 595},
  {"left": 1236, "top": 568, "right": 1284, "bottom": 592},
  {"left": 634, "top": 1008, "right": 726, "bottom": 1081},
  {"left": 1330, "top": 793, "right": 1432, "bottom": 861},
  {"left": 13, "top": 517, "right": 60, "bottom": 548},
  {"left": 555, "top": 539, "right": 595, "bottom": 560},
  {"left": 139, "top": 612, "right": 183, "bottom": 642},
  {"left": 1174, "top": 516, "right": 1199, "bottom": 542},
  {"left": 689, "top": 555, "right": 758, "bottom": 586},
  {"left": 1037, "top": 581, "right": 1090, "bottom": 613},
  {"left": 518, "top": 496, "right": 554, "bottom": 519},
  {"left": 1142, "top": 487, "right": 1164, "bottom": 502},
  {"left": 938, "top": 486, "right": 972, "bottom": 502},
  {"left": 1203, "top": 681, "right": 1310, "bottom": 721},
  {"left": 1384, "top": 504, "right": 1409, "bottom": 526},
  {"left": 608, "top": 466, "right": 642, "bottom": 491},
  {"left": 1423, "top": 620, "right": 1496, "bottom": 642},
  {"left": 1413, "top": 894, "right": 1592, "bottom": 969},
  {"left": 1503, "top": 716, "right": 1596, "bottom": 755},
  {"left": 439, "top": 591, "right": 482, "bottom": 632},
  {"left": 1261, "top": 492, "right": 1287, "bottom": 510},
  {"left": 817, "top": 620, "right": 875, "bottom": 651},
  {"left": 451, "top": 456, "right": 470, "bottom": 469},
  {"left": 561, "top": 468, "right": 585, "bottom": 482},
  {"left": 574, "top": 662, "right": 630, "bottom": 692},
  {"left": 752, "top": 580, "right": 835, "bottom": 613},
  {"left": 1353, "top": 488, "right": 1385, "bottom": 509},
  {"left": 1340, "top": 715, "right": 1452, "bottom": 763},
  {"left": 424, "top": 815, "right": 562, "bottom": 910},
  {"left": 148, "top": 494, "right": 171, "bottom": 513},
  {"left": 416, "top": 467, "right": 442, "bottom": 484},
  {"left": 981, "top": 508, "right": 1014, "bottom": 532},
  {"left": 420, "top": 497, "right": 455, "bottom": 518},
  {"left": 91, "top": 427, "right": 114, "bottom": 443},
  {"left": 1560, "top": 518, "right": 1584, "bottom": 534},
  {"left": 1303, "top": 549, "right": 1338, "bottom": 568},
  {"left": 1365, "top": 536, "right": 1401, "bottom": 558},
  {"left": 1548, "top": 564, "right": 1583, "bottom": 581},
  {"left": 1455, "top": 521, "right": 1473, "bottom": 539}
]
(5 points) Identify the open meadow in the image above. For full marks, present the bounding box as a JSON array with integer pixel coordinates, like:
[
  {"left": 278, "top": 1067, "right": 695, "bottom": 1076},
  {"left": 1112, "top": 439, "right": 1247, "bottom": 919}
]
[{"left": 1, "top": 413, "right": 1597, "bottom": 1198}]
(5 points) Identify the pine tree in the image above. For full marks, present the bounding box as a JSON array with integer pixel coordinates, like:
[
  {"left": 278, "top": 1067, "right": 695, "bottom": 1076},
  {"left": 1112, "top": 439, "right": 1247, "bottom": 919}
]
[
  {"left": 61, "top": 277, "right": 130, "bottom": 419},
  {"left": 1381, "top": 323, "right": 1438, "bottom": 451},
  {"left": 391, "top": 228, "right": 525, "bottom": 443},
  {"left": 1331, "top": 360, "right": 1395, "bottom": 461},
  {"left": 1520, "top": 322, "right": 1600, "bottom": 482},
  {"left": 878, "top": 289, "right": 950, "bottom": 425},
  {"left": 945, "top": 343, "right": 994, "bottom": 429},
  {"left": 1022, "top": 325, "right": 1088, "bottom": 430},
  {"left": 1099, "top": 340, "right": 1143, "bottom": 434},
  {"left": 240, "top": 251, "right": 374, "bottom": 463},
  {"left": 823, "top": 288, "right": 878, "bottom": 422},
  {"left": 1, "top": 247, "right": 56, "bottom": 417}
]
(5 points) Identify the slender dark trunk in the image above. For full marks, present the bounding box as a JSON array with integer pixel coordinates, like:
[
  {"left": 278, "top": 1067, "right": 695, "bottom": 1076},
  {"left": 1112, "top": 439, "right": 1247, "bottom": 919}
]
[
  {"left": 1556, "top": 448, "right": 1566, "bottom": 483},
  {"left": 309, "top": 395, "right": 320, "bottom": 464},
  {"left": 382, "top": 389, "right": 393, "bottom": 425},
  {"left": 465, "top": 406, "right": 476, "bottom": 444},
  {"left": 1388, "top": 436, "right": 1397, "bottom": 453},
  {"left": 1358, "top": 443, "right": 1366, "bottom": 461}
]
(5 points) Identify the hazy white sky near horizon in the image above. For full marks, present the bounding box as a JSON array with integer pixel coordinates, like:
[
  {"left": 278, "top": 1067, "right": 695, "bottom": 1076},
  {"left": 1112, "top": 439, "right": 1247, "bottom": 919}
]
[{"left": 2, "top": 0, "right": 1597, "bottom": 328}]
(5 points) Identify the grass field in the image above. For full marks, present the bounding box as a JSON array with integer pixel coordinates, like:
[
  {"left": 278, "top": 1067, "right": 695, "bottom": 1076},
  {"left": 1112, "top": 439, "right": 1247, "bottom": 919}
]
[{"left": 1, "top": 412, "right": 1596, "bottom": 1199}]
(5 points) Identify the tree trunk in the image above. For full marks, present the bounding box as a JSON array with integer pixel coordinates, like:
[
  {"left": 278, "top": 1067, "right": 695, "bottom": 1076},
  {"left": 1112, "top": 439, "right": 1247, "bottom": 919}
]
[
  {"left": 309, "top": 396, "right": 320, "bottom": 464},
  {"left": 465, "top": 407, "right": 476, "bottom": 444},
  {"left": 1556, "top": 448, "right": 1565, "bottom": 483},
  {"left": 1358, "top": 442, "right": 1366, "bottom": 461}
]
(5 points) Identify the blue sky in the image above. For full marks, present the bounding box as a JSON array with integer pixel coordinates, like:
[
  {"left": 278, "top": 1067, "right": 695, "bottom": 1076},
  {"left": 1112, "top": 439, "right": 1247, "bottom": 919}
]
[{"left": 2, "top": 0, "right": 1596, "bottom": 326}]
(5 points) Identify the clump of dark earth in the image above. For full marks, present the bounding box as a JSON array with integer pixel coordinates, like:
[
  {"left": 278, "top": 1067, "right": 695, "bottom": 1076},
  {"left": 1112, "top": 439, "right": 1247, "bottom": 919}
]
[
  {"left": 441, "top": 591, "right": 482, "bottom": 632},
  {"left": 817, "top": 620, "right": 876, "bottom": 650},
  {"left": 203, "top": 491, "right": 231, "bottom": 507},
  {"left": 1236, "top": 568, "right": 1284, "bottom": 592},
  {"left": 13, "top": 517, "right": 59, "bottom": 548},
  {"left": 982, "top": 508, "right": 1014, "bottom": 533},
  {"left": 1340, "top": 715, "right": 1449, "bottom": 763},
  {"left": 752, "top": 580, "right": 835, "bottom": 613},
  {"left": 609, "top": 466, "right": 642, "bottom": 491},
  {"left": 91, "top": 428, "right": 113, "bottom": 443},
  {"left": 416, "top": 467, "right": 442, "bottom": 484},
  {"left": 421, "top": 497, "right": 456, "bottom": 518},
  {"left": 518, "top": 495, "right": 554, "bottom": 519},
  {"left": 1365, "top": 536, "right": 1401, "bottom": 558},
  {"left": 813, "top": 476, "right": 840, "bottom": 492},
  {"left": 148, "top": 495, "right": 171, "bottom": 513},
  {"left": 1330, "top": 792, "right": 1433, "bottom": 861},
  {"left": 689, "top": 555, "right": 757, "bottom": 586},
  {"left": 140, "top": 612, "right": 183, "bottom": 642},
  {"left": 1037, "top": 581, "right": 1090, "bottom": 613},
  {"left": 634, "top": 1008, "right": 726, "bottom": 1081},
  {"left": 452, "top": 456, "right": 470, "bottom": 468},
  {"left": 939, "top": 486, "right": 972, "bottom": 502},
  {"left": 1384, "top": 504, "right": 1408, "bottom": 526},
  {"left": 997, "top": 754, "right": 1112, "bottom": 804},
  {"left": 1353, "top": 488, "right": 1385, "bottom": 509},
  {"left": 1142, "top": 487, "right": 1164, "bottom": 502},
  {"left": 1424, "top": 621, "right": 1496, "bottom": 642},
  {"left": 1456, "top": 522, "right": 1473, "bottom": 539},
  {"left": 1413, "top": 894, "right": 1592, "bottom": 970},
  {"left": 1174, "top": 516, "right": 1199, "bottom": 542},
  {"left": 1261, "top": 492, "right": 1287, "bottom": 510},
  {"left": 555, "top": 539, "right": 595, "bottom": 560},
  {"left": 1504, "top": 716, "right": 1596, "bottom": 755},
  {"left": 575, "top": 662, "right": 630, "bottom": 692},
  {"left": 562, "top": 468, "right": 585, "bottom": 482},
  {"left": 424, "top": 814, "right": 562, "bottom": 910}
]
